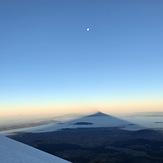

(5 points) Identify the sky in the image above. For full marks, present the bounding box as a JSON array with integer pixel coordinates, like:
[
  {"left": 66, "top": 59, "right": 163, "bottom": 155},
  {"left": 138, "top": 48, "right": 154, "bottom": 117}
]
[{"left": 0, "top": 0, "right": 163, "bottom": 118}]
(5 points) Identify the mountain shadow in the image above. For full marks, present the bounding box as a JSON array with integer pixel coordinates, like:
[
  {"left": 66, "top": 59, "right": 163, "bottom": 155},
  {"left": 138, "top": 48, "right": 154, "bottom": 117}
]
[
  {"left": 9, "top": 112, "right": 163, "bottom": 163},
  {"left": 18, "top": 111, "right": 143, "bottom": 133}
]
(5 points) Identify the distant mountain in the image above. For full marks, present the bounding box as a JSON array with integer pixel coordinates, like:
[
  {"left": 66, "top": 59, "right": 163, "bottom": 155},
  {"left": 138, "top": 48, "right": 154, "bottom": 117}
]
[{"left": 0, "top": 135, "right": 71, "bottom": 163}]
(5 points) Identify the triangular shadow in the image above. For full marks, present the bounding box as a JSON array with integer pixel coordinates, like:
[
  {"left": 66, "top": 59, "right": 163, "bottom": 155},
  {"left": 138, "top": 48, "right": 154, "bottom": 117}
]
[{"left": 19, "top": 111, "right": 145, "bottom": 133}]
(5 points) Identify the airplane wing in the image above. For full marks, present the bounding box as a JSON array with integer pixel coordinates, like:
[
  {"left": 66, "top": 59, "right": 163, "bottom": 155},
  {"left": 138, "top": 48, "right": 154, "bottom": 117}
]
[{"left": 0, "top": 135, "right": 71, "bottom": 163}]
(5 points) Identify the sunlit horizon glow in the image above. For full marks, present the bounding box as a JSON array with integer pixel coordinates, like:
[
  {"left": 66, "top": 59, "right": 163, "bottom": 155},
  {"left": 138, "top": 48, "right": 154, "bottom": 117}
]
[
  {"left": 1, "top": 0, "right": 163, "bottom": 119},
  {"left": 1, "top": 98, "right": 163, "bottom": 118}
]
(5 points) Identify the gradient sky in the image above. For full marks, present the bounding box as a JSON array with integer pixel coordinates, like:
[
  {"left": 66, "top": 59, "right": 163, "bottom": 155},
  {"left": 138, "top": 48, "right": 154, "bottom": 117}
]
[{"left": 1, "top": 0, "right": 163, "bottom": 117}]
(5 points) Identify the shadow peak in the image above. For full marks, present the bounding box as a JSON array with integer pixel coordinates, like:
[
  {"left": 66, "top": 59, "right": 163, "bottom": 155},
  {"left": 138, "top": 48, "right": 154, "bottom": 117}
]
[{"left": 86, "top": 111, "right": 110, "bottom": 117}]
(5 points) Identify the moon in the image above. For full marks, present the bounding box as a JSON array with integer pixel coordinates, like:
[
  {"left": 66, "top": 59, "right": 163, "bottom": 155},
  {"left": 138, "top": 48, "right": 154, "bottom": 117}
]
[{"left": 86, "top": 28, "right": 90, "bottom": 31}]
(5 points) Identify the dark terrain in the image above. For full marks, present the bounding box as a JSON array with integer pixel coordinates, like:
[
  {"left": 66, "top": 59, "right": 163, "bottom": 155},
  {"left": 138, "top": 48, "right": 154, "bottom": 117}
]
[{"left": 9, "top": 127, "right": 163, "bottom": 163}]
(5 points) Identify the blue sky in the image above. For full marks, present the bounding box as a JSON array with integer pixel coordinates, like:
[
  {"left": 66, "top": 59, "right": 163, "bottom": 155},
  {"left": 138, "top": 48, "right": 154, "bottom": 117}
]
[{"left": 0, "top": 0, "right": 163, "bottom": 116}]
